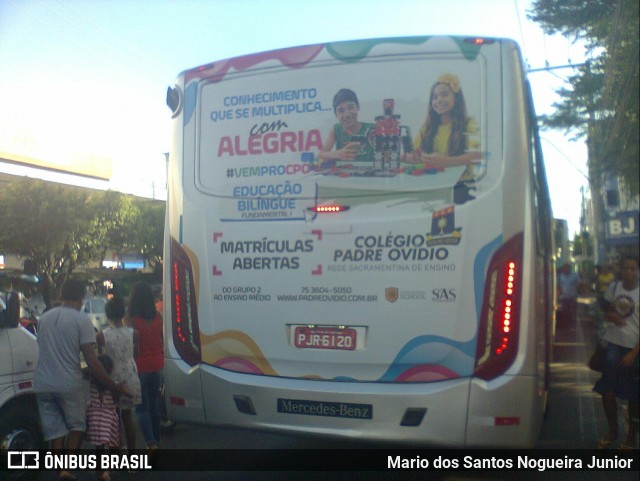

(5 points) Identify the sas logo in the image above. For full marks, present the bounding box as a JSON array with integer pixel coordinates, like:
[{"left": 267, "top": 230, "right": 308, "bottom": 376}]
[
  {"left": 432, "top": 288, "right": 456, "bottom": 303},
  {"left": 426, "top": 206, "right": 462, "bottom": 246},
  {"left": 385, "top": 287, "right": 399, "bottom": 303}
]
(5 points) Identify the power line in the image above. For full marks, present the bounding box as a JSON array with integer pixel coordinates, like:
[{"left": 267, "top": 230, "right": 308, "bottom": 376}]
[
  {"left": 513, "top": 0, "right": 528, "bottom": 61},
  {"left": 528, "top": 63, "right": 586, "bottom": 73},
  {"left": 540, "top": 136, "right": 589, "bottom": 181}
]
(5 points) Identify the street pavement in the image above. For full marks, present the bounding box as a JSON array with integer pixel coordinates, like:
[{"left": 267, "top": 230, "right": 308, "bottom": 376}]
[{"left": 537, "top": 297, "right": 609, "bottom": 449}]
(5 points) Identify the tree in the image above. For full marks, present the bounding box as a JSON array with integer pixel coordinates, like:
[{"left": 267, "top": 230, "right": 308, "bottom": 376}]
[
  {"left": 529, "top": 0, "right": 639, "bottom": 196},
  {"left": 130, "top": 201, "right": 165, "bottom": 274},
  {"left": 0, "top": 179, "right": 93, "bottom": 305},
  {"left": 572, "top": 231, "right": 593, "bottom": 256},
  {"left": 0, "top": 179, "right": 142, "bottom": 306},
  {"left": 84, "top": 190, "right": 139, "bottom": 267}
]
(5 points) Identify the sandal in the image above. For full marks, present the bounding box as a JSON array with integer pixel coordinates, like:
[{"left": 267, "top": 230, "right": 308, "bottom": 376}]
[
  {"left": 597, "top": 436, "right": 617, "bottom": 449},
  {"left": 97, "top": 472, "right": 111, "bottom": 481},
  {"left": 58, "top": 472, "right": 79, "bottom": 481}
]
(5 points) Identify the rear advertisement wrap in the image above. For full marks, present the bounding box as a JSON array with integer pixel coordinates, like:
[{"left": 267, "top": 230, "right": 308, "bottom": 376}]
[{"left": 182, "top": 37, "right": 501, "bottom": 383}]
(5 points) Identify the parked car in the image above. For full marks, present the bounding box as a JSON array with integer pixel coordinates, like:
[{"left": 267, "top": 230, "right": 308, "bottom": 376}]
[
  {"left": 0, "top": 274, "right": 45, "bottom": 466},
  {"left": 82, "top": 296, "right": 108, "bottom": 331}
]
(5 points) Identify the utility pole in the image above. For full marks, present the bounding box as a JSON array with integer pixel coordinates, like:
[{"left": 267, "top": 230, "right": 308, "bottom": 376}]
[{"left": 584, "top": 61, "right": 606, "bottom": 264}]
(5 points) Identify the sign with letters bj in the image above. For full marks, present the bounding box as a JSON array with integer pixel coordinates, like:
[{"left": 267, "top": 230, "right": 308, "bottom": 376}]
[{"left": 605, "top": 210, "right": 639, "bottom": 245}]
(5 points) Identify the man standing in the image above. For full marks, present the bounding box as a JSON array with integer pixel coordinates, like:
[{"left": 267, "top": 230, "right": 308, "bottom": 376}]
[
  {"left": 34, "top": 280, "right": 130, "bottom": 481},
  {"left": 557, "top": 262, "right": 581, "bottom": 327}
]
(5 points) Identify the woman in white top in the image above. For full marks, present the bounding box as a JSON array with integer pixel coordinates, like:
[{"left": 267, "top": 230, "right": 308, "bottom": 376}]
[{"left": 96, "top": 297, "right": 142, "bottom": 452}]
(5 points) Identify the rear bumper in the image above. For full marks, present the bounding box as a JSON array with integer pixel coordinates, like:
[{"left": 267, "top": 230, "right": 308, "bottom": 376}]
[{"left": 166, "top": 359, "right": 541, "bottom": 447}]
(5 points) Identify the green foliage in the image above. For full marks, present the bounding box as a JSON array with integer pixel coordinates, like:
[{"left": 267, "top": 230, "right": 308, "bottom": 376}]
[
  {"left": 132, "top": 201, "right": 165, "bottom": 274},
  {"left": 0, "top": 178, "right": 165, "bottom": 304},
  {"left": 0, "top": 178, "right": 89, "bottom": 276},
  {"left": 85, "top": 190, "right": 139, "bottom": 266},
  {"left": 529, "top": 0, "right": 639, "bottom": 196},
  {"left": 529, "top": 0, "right": 616, "bottom": 47},
  {"left": 572, "top": 231, "right": 594, "bottom": 256}
]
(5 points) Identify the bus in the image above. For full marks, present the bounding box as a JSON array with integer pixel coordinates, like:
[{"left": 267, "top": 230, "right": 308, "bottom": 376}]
[{"left": 163, "top": 36, "right": 555, "bottom": 447}]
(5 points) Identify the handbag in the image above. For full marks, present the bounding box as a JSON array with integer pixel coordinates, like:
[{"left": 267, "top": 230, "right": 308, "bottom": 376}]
[{"left": 588, "top": 343, "right": 606, "bottom": 372}]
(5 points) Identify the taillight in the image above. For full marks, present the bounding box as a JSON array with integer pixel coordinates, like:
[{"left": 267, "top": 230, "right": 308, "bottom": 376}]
[
  {"left": 307, "top": 205, "right": 350, "bottom": 214},
  {"left": 474, "top": 233, "right": 523, "bottom": 380},
  {"left": 464, "top": 37, "right": 496, "bottom": 45},
  {"left": 170, "top": 237, "right": 201, "bottom": 366}
]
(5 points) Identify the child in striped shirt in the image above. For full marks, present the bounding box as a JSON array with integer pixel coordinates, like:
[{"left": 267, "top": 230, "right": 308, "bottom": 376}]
[{"left": 85, "top": 354, "right": 120, "bottom": 481}]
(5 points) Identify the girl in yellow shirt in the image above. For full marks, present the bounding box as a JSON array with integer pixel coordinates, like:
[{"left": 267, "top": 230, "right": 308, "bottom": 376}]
[{"left": 409, "top": 73, "right": 481, "bottom": 203}]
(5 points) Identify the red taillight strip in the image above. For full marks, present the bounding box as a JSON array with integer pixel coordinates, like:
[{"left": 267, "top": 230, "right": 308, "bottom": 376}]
[
  {"left": 172, "top": 260, "right": 186, "bottom": 344},
  {"left": 474, "top": 233, "right": 523, "bottom": 380},
  {"left": 170, "top": 237, "right": 201, "bottom": 366}
]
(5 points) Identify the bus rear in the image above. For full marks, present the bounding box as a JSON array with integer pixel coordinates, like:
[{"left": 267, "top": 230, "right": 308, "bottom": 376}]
[{"left": 164, "top": 36, "right": 553, "bottom": 447}]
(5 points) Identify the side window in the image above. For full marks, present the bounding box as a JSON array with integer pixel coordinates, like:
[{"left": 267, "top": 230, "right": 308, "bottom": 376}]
[
  {"left": 606, "top": 190, "right": 619, "bottom": 208},
  {"left": 527, "top": 83, "right": 551, "bottom": 257}
]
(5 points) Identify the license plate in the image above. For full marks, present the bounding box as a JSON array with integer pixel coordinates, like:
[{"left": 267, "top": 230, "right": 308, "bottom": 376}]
[{"left": 294, "top": 326, "right": 357, "bottom": 350}]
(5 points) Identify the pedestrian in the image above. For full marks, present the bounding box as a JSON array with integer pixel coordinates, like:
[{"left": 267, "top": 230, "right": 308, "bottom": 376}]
[
  {"left": 152, "top": 288, "right": 176, "bottom": 432},
  {"left": 96, "top": 297, "right": 142, "bottom": 452},
  {"left": 596, "top": 263, "right": 616, "bottom": 304},
  {"left": 557, "top": 262, "right": 581, "bottom": 327},
  {"left": 593, "top": 255, "right": 639, "bottom": 450},
  {"left": 595, "top": 263, "right": 616, "bottom": 337},
  {"left": 154, "top": 289, "right": 163, "bottom": 319},
  {"left": 85, "top": 354, "right": 120, "bottom": 481},
  {"left": 127, "top": 281, "right": 164, "bottom": 450},
  {"left": 33, "top": 279, "right": 131, "bottom": 481}
]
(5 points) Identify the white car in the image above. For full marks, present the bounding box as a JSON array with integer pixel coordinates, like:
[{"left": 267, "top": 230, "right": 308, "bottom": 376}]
[{"left": 82, "top": 297, "right": 108, "bottom": 331}]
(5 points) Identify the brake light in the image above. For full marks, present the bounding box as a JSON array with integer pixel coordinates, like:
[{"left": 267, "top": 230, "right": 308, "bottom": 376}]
[
  {"left": 474, "top": 233, "right": 523, "bottom": 380},
  {"left": 308, "top": 205, "right": 350, "bottom": 213},
  {"left": 170, "top": 237, "right": 201, "bottom": 366},
  {"left": 464, "top": 37, "right": 496, "bottom": 45}
]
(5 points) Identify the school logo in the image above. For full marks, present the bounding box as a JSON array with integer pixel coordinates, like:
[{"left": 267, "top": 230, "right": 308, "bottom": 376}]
[
  {"left": 426, "top": 206, "right": 462, "bottom": 246},
  {"left": 399, "top": 290, "right": 427, "bottom": 300},
  {"left": 385, "top": 287, "right": 399, "bottom": 303}
]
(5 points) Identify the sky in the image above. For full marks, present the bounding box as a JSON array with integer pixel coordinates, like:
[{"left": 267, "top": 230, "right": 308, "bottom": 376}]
[{"left": 0, "top": 0, "right": 590, "bottom": 236}]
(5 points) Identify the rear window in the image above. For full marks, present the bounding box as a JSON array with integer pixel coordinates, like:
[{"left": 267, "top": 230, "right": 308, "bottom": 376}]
[
  {"left": 85, "top": 298, "right": 106, "bottom": 314},
  {"left": 196, "top": 50, "right": 488, "bottom": 220}
]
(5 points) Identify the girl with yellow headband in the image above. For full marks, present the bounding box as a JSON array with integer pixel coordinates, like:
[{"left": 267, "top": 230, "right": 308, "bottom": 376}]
[{"left": 409, "top": 73, "right": 481, "bottom": 204}]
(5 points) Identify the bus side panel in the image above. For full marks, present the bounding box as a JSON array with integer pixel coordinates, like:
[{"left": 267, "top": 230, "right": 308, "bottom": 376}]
[
  {"left": 462, "top": 41, "right": 548, "bottom": 448},
  {"left": 165, "top": 359, "right": 207, "bottom": 424},
  {"left": 466, "top": 375, "right": 539, "bottom": 447},
  {"left": 164, "top": 77, "right": 207, "bottom": 422}
]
